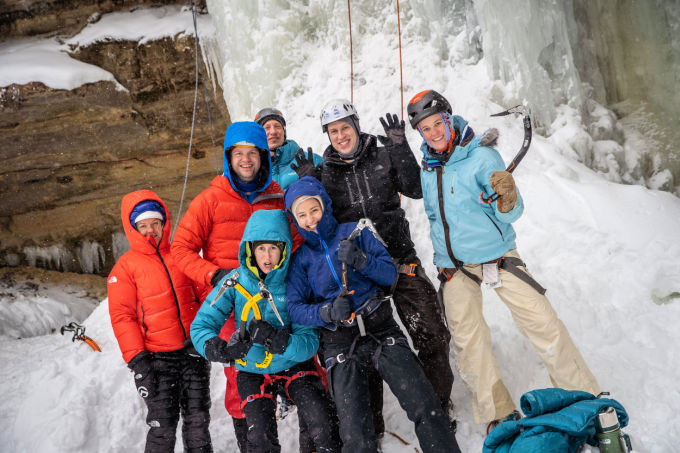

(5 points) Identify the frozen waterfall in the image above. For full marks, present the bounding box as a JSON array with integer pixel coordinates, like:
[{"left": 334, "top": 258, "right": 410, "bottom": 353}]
[{"left": 205, "top": 0, "right": 679, "bottom": 195}]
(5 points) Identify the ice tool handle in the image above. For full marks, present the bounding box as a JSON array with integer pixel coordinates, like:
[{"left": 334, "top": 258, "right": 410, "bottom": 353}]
[
  {"left": 480, "top": 105, "right": 532, "bottom": 204},
  {"left": 339, "top": 218, "right": 385, "bottom": 335}
]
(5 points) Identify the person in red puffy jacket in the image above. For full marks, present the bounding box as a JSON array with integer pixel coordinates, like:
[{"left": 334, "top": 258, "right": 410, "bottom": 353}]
[
  {"left": 171, "top": 121, "right": 306, "bottom": 451},
  {"left": 108, "top": 189, "right": 212, "bottom": 453}
]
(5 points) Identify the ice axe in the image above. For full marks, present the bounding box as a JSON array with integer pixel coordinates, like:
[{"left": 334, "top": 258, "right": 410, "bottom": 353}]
[
  {"left": 480, "top": 105, "right": 532, "bottom": 204},
  {"left": 339, "top": 218, "right": 384, "bottom": 333},
  {"left": 60, "top": 321, "right": 101, "bottom": 352}
]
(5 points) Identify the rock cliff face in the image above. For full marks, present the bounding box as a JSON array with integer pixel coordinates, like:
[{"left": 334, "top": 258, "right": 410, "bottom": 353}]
[{"left": 0, "top": 0, "right": 230, "bottom": 276}]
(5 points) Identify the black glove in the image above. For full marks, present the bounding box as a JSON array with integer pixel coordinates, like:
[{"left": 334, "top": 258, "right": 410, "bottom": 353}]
[
  {"left": 319, "top": 296, "right": 352, "bottom": 324},
  {"left": 249, "top": 319, "right": 276, "bottom": 345},
  {"left": 378, "top": 113, "right": 406, "bottom": 146},
  {"left": 204, "top": 334, "right": 251, "bottom": 363},
  {"left": 210, "top": 268, "right": 233, "bottom": 287},
  {"left": 338, "top": 239, "right": 368, "bottom": 271},
  {"left": 128, "top": 350, "right": 157, "bottom": 400},
  {"left": 250, "top": 319, "right": 291, "bottom": 354},
  {"left": 182, "top": 338, "right": 201, "bottom": 358},
  {"left": 268, "top": 329, "right": 290, "bottom": 354},
  {"left": 290, "top": 148, "right": 323, "bottom": 180}
]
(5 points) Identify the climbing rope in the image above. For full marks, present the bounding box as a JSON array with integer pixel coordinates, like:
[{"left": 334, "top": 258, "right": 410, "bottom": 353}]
[
  {"left": 172, "top": 1, "right": 219, "bottom": 240},
  {"left": 396, "top": 0, "right": 404, "bottom": 119},
  {"left": 347, "top": 0, "right": 354, "bottom": 103}
]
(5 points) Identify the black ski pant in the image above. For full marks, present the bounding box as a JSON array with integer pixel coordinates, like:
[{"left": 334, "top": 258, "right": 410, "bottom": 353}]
[
  {"left": 391, "top": 266, "right": 453, "bottom": 408},
  {"left": 144, "top": 351, "right": 212, "bottom": 453},
  {"left": 236, "top": 360, "right": 341, "bottom": 453},
  {"left": 322, "top": 319, "right": 460, "bottom": 453}
]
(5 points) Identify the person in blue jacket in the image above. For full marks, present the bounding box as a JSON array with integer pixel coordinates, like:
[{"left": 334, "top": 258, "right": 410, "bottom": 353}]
[
  {"left": 284, "top": 176, "right": 461, "bottom": 453},
  {"left": 191, "top": 209, "right": 340, "bottom": 453},
  {"left": 406, "top": 89, "right": 600, "bottom": 432},
  {"left": 255, "top": 107, "right": 324, "bottom": 188}
]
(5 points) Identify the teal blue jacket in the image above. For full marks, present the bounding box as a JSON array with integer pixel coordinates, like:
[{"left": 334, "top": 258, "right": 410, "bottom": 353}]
[
  {"left": 272, "top": 140, "right": 324, "bottom": 189},
  {"left": 420, "top": 115, "right": 524, "bottom": 266},
  {"left": 190, "top": 209, "right": 319, "bottom": 374},
  {"left": 483, "top": 388, "right": 629, "bottom": 453}
]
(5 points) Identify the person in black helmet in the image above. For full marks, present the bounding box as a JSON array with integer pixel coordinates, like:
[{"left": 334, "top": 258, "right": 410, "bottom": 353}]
[
  {"left": 255, "top": 107, "right": 324, "bottom": 189},
  {"left": 407, "top": 89, "right": 600, "bottom": 433},
  {"left": 292, "top": 99, "right": 456, "bottom": 439}
]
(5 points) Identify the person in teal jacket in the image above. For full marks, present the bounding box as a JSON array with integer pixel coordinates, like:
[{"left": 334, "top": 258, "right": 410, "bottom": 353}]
[
  {"left": 255, "top": 107, "right": 324, "bottom": 189},
  {"left": 407, "top": 90, "right": 600, "bottom": 431},
  {"left": 191, "top": 209, "right": 340, "bottom": 452}
]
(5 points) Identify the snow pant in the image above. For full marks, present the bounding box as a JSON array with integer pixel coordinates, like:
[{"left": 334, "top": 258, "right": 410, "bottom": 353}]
[
  {"left": 236, "top": 359, "right": 341, "bottom": 453},
  {"left": 321, "top": 303, "right": 461, "bottom": 453},
  {"left": 143, "top": 351, "right": 212, "bottom": 453},
  {"left": 391, "top": 260, "right": 453, "bottom": 407},
  {"left": 441, "top": 248, "right": 600, "bottom": 424}
]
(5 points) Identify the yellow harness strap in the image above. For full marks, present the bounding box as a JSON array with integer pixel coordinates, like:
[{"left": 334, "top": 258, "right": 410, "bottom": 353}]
[{"left": 233, "top": 283, "right": 272, "bottom": 368}]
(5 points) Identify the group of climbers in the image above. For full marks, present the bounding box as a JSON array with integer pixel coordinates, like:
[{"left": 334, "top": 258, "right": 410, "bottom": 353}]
[{"left": 107, "top": 89, "right": 601, "bottom": 453}]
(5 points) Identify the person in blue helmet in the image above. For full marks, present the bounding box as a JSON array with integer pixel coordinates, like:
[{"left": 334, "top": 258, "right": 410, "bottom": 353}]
[
  {"left": 254, "top": 107, "right": 324, "bottom": 189},
  {"left": 284, "top": 176, "right": 461, "bottom": 453},
  {"left": 406, "top": 89, "right": 600, "bottom": 433},
  {"left": 191, "top": 209, "right": 340, "bottom": 453},
  {"left": 172, "top": 121, "right": 302, "bottom": 451}
]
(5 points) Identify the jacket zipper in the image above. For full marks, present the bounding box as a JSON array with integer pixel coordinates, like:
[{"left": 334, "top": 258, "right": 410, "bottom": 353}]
[
  {"left": 156, "top": 246, "right": 188, "bottom": 339},
  {"left": 320, "top": 237, "right": 343, "bottom": 292},
  {"left": 141, "top": 305, "right": 148, "bottom": 336},
  {"left": 351, "top": 166, "right": 369, "bottom": 218},
  {"left": 436, "top": 167, "right": 459, "bottom": 267},
  {"left": 484, "top": 212, "right": 504, "bottom": 240}
]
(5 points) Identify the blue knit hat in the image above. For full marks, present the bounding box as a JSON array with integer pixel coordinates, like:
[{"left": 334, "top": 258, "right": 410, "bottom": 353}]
[{"left": 129, "top": 200, "right": 166, "bottom": 229}]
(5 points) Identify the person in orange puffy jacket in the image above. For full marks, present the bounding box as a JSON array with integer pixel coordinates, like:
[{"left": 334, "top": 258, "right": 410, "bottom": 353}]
[
  {"left": 171, "top": 121, "right": 307, "bottom": 451},
  {"left": 108, "top": 189, "right": 212, "bottom": 453}
]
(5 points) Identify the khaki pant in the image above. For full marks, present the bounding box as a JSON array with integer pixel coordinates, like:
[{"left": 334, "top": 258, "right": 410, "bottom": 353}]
[{"left": 441, "top": 249, "right": 600, "bottom": 424}]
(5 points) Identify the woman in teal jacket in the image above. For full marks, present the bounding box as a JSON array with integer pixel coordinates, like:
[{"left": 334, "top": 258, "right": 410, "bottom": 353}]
[
  {"left": 191, "top": 209, "right": 339, "bottom": 452},
  {"left": 407, "top": 90, "right": 599, "bottom": 431}
]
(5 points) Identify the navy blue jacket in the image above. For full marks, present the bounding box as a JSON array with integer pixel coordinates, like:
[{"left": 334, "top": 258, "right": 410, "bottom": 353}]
[{"left": 284, "top": 177, "right": 397, "bottom": 330}]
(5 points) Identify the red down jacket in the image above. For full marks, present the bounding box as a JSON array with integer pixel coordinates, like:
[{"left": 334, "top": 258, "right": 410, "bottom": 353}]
[
  {"left": 108, "top": 190, "right": 199, "bottom": 363},
  {"left": 171, "top": 175, "right": 298, "bottom": 301}
]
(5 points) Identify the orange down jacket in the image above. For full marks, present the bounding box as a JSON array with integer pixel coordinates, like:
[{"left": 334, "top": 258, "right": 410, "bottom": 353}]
[
  {"left": 108, "top": 190, "right": 200, "bottom": 363},
  {"left": 171, "top": 175, "right": 298, "bottom": 301}
]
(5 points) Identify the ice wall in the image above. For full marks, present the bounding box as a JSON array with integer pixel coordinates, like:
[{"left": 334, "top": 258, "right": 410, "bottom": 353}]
[{"left": 206, "top": 0, "right": 678, "bottom": 195}]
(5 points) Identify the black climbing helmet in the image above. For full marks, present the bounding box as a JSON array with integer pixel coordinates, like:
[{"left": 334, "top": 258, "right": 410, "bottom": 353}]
[
  {"left": 254, "top": 107, "right": 286, "bottom": 128},
  {"left": 406, "top": 90, "right": 452, "bottom": 129}
]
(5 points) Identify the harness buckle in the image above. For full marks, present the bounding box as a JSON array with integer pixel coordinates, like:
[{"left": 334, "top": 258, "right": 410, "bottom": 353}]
[
  {"left": 336, "top": 353, "right": 346, "bottom": 363},
  {"left": 246, "top": 394, "right": 256, "bottom": 403},
  {"left": 385, "top": 337, "right": 396, "bottom": 346}
]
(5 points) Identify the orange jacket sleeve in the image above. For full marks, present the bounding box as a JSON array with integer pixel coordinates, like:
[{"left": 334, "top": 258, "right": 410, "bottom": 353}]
[{"left": 171, "top": 194, "right": 220, "bottom": 288}]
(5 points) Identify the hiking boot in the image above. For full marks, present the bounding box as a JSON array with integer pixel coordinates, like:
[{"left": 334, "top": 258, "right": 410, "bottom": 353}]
[{"left": 486, "top": 410, "right": 521, "bottom": 435}]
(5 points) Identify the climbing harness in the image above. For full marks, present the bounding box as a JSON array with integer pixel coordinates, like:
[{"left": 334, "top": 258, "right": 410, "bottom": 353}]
[
  {"left": 240, "top": 369, "right": 321, "bottom": 410},
  {"left": 437, "top": 256, "right": 546, "bottom": 295},
  {"left": 60, "top": 321, "right": 101, "bottom": 352},
  {"left": 210, "top": 271, "right": 278, "bottom": 368},
  {"left": 480, "top": 105, "right": 532, "bottom": 204}
]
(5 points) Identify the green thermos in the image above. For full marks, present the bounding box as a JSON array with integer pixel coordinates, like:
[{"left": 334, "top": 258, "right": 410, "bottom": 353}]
[{"left": 596, "top": 407, "right": 632, "bottom": 453}]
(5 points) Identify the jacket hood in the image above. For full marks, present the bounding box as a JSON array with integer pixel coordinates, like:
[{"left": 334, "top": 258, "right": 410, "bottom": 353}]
[
  {"left": 120, "top": 190, "right": 171, "bottom": 254},
  {"left": 223, "top": 121, "right": 273, "bottom": 198},
  {"left": 323, "top": 133, "right": 376, "bottom": 166},
  {"left": 238, "top": 209, "right": 292, "bottom": 286},
  {"left": 283, "top": 176, "right": 338, "bottom": 246}
]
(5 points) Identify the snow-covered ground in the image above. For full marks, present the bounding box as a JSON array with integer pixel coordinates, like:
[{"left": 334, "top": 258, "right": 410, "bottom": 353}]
[{"left": 2, "top": 3, "right": 680, "bottom": 452}]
